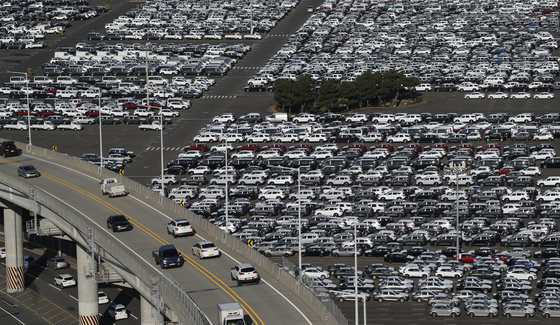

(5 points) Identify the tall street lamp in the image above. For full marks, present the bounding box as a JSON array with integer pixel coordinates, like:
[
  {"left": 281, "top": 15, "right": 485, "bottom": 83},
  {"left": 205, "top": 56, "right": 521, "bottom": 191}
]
[
  {"left": 8, "top": 71, "right": 31, "bottom": 146},
  {"left": 98, "top": 88, "right": 103, "bottom": 167},
  {"left": 444, "top": 161, "right": 469, "bottom": 262},
  {"left": 268, "top": 165, "right": 301, "bottom": 272}
]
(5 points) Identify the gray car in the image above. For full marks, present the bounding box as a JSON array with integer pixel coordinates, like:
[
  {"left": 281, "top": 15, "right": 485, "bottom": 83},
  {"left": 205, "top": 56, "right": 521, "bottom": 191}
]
[
  {"left": 466, "top": 304, "right": 498, "bottom": 317},
  {"left": 542, "top": 305, "right": 560, "bottom": 318},
  {"left": 17, "top": 164, "right": 40, "bottom": 178},
  {"left": 373, "top": 289, "right": 409, "bottom": 302},
  {"left": 430, "top": 304, "right": 461, "bottom": 317},
  {"left": 503, "top": 305, "right": 535, "bottom": 318},
  {"left": 46, "top": 257, "right": 69, "bottom": 269}
]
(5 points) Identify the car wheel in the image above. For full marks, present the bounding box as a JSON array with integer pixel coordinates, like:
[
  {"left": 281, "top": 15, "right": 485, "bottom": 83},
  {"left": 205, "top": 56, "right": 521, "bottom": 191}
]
[
  {"left": 338, "top": 297, "right": 345, "bottom": 302},
  {"left": 505, "top": 313, "right": 511, "bottom": 318},
  {"left": 378, "top": 298, "right": 383, "bottom": 302},
  {"left": 399, "top": 297, "right": 405, "bottom": 303},
  {"left": 469, "top": 312, "right": 474, "bottom": 317},
  {"left": 525, "top": 314, "right": 531, "bottom": 318},
  {"left": 545, "top": 313, "right": 550, "bottom": 319},
  {"left": 430, "top": 313, "right": 436, "bottom": 318}
]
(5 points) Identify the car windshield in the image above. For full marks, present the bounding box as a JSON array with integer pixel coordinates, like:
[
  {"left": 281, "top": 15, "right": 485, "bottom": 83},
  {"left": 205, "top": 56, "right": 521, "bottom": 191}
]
[
  {"left": 161, "top": 249, "right": 179, "bottom": 257},
  {"left": 112, "top": 215, "right": 127, "bottom": 222}
]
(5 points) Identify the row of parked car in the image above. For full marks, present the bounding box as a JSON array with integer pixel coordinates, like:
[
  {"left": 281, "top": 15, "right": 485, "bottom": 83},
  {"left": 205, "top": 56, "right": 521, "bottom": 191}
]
[
  {"left": 127, "top": 110, "right": 560, "bottom": 318},
  {"left": 102, "top": 0, "right": 298, "bottom": 40},
  {"left": 247, "top": 0, "right": 559, "bottom": 91},
  {"left": 0, "top": 0, "right": 108, "bottom": 49}
]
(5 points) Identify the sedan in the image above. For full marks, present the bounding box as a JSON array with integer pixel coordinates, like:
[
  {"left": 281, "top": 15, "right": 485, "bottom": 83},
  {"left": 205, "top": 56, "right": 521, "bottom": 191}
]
[
  {"left": 46, "top": 257, "right": 69, "bottom": 269},
  {"left": 464, "top": 92, "right": 485, "bottom": 99},
  {"left": 17, "top": 165, "right": 40, "bottom": 178},
  {"left": 510, "top": 92, "right": 531, "bottom": 99},
  {"left": 488, "top": 92, "right": 509, "bottom": 99},
  {"left": 106, "top": 215, "right": 133, "bottom": 232},
  {"left": 534, "top": 92, "right": 554, "bottom": 99}
]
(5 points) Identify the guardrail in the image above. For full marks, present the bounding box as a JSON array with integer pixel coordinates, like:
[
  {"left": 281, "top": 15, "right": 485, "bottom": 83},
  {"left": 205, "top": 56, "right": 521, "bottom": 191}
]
[{"left": 12, "top": 141, "right": 348, "bottom": 325}]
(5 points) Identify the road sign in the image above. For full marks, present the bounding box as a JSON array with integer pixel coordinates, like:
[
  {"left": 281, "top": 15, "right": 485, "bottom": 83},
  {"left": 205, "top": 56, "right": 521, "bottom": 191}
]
[
  {"left": 118, "top": 169, "right": 124, "bottom": 175},
  {"left": 247, "top": 239, "right": 254, "bottom": 247},
  {"left": 180, "top": 200, "right": 185, "bottom": 207},
  {"left": 51, "top": 145, "right": 57, "bottom": 151}
]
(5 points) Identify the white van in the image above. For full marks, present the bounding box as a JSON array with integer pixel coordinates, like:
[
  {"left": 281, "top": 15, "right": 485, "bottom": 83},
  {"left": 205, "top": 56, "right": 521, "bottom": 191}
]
[{"left": 265, "top": 113, "right": 288, "bottom": 123}]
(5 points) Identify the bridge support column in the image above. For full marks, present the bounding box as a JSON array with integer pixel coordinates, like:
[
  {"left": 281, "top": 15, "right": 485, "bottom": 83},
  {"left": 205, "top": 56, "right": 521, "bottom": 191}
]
[
  {"left": 77, "top": 245, "right": 99, "bottom": 325},
  {"left": 4, "top": 205, "right": 24, "bottom": 293},
  {"left": 141, "top": 296, "right": 163, "bottom": 325}
]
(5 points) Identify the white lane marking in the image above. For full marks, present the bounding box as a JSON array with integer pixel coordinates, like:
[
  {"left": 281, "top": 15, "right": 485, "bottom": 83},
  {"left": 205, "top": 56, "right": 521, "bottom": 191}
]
[
  {"left": 0, "top": 305, "right": 26, "bottom": 325},
  {"left": 69, "top": 295, "right": 78, "bottom": 301},
  {"left": 24, "top": 154, "right": 312, "bottom": 324},
  {"left": 130, "top": 313, "right": 138, "bottom": 320},
  {"left": 48, "top": 284, "right": 62, "bottom": 291}
]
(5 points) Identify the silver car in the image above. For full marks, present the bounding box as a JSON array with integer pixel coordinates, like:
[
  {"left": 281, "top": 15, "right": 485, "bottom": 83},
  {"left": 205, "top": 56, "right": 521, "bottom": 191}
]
[
  {"left": 428, "top": 294, "right": 459, "bottom": 306},
  {"left": 373, "top": 289, "right": 409, "bottom": 302},
  {"left": 430, "top": 304, "right": 461, "bottom": 317},
  {"left": 503, "top": 305, "right": 535, "bottom": 318},
  {"left": 466, "top": 304, "right": 498, "bottom": 317},
  {"left": 46, "top": 257, "right": 69, "bottom": 270},
  {"left": 542, "top": 305, "right": 560, "bottom": 318}
]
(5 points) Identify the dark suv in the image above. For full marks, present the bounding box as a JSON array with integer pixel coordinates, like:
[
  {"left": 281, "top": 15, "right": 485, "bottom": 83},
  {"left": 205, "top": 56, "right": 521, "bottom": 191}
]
[{"left": 1, "top": 140, "right": 22, "bottom": 157}]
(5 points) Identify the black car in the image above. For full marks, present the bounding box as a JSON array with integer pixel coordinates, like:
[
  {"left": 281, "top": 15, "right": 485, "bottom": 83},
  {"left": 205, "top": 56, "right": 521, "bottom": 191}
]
[
  {"left": 303, "top": 245, "right": 330, "bottom": 257},
  {"left": 364, "top": 246, "right": 393, "bottom": 257},
  {"left": 1, "top": 140, "right": 22, "bottom": 157},
  {"left": 384, "top": 252, "right": 409, "bottom": 263},
  {"left": 542, "top": 157, "right": 560, "bottom": 168},
  {"left": 107, "top": 215, "right": 133, "bottom": 232}
]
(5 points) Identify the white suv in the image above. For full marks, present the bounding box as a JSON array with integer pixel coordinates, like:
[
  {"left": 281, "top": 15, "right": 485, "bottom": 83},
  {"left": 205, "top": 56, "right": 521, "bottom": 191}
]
[
  {"left": 231, "top": 264, "right": 260, "bottom": 285},
  {"left": 167, "top": 219, "right": 195, "bottom": 237},
  {"left": 108, "top": 303, "right": 129, "bottom": 320},
  {"left": 55, "top": 274, "right": 76, "bottom": 288}
]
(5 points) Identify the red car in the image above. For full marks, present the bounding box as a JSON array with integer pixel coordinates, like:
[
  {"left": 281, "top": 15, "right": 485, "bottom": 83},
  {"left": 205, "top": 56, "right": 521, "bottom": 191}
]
[
  {"left": 184, "top": 144, "right": 209, "bottom": 151},
  {"left": 263, "top": 144, "right": 286, "bottom": 153},
  {"left": 491, "top": 254, "right": 511, "bottom": 264},
  {"left": 289, "top": 144, "right": 313, "bottom": 151},
  {"left": 477, "top": 143, "right": 501, "bottom": 151},
  {"left": 372, "top": 143, "right": 394, "bottom": 152},
  {"left": 496, "top": 166, "right": 515, "bottom": 175},
  {"left": 451, "top": 143, "right": 475, "bottom": 151},
  {"left": 236, "top": 143, "right": 260, "bottom": 152},
  {"left": 85, "top": 110, "right": 99, "bottom": 117},
  {"left": 122, "top": 101, "right": 138, "bottom": 109},
  {"left": 343, "top": 143, "right": 367, "bottom": 151},
  {"left": 36, "top": 110, "right": 56, "bottom": 118},
  {"left": 424, "top": 143, "right": 448, "bottom": 151},
  {"left": 455, "top": 254, "right": 476, "bottom": 263},
  {"left": 13, "top": 110, "right": 35, "bottom": 117}
]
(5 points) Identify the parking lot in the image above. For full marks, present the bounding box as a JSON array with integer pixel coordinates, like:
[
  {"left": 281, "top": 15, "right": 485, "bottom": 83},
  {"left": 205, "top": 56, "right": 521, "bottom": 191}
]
[{"left": 1, "top": 0, "right": 560, "bottom": 324}]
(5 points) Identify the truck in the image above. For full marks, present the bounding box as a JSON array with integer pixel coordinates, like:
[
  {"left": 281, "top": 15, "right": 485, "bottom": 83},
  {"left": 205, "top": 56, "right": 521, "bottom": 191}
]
[
  {"left": 265, "top": 112, "right": 288, "bottom": 123},
  {"left": 218, "top": 302, "right": 245, "bottom": 325},
  {"left": 152, "top": 245, "right": 184, "bottom": 269},
  {"left": 100, "top": 178, "right": 127, "bottom": 197},
  {"left": 57, "top": 121, "right": 83, "bottom": 130},
  {"left": 30, "top": 121, "right": 56, "bottom": 130},
  {"left": 3, "top": 120, "right": 28, "bottom": 130},
  {"left": 139, "top": 121, "right": 163, "bottom": 130}
]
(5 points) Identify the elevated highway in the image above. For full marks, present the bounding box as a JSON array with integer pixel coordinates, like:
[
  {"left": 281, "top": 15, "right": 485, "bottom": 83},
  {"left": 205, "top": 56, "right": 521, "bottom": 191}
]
[{"left": 0, "top": 141, "right": 346, "bottom": 325}]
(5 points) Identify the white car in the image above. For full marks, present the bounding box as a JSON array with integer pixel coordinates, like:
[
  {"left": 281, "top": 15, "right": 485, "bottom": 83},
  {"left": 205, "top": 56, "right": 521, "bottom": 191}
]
[
  {"left": 54, "top": 274, "right": 76, "bottom": 288},
  {"left": 464, "top": 92, "right": 485, "bottom": 99},
  {"left": 510, "top": 92, "right": 531, "bottom": 99},
  {"left": 537, "top": 176, "right": 560, "bottom": 187},
  {"left": 108, "top": 303, "right": 129, "bottom": 320},
  {"left": 301, "top": 267, "right": 330, "bottom": 279},
  {"left": 534, "top": 132, "right": 554, "bottom": 141},
  {"left": 246, "top": 133, "right": 272, "bottom": 143},
  {"left": 213, "top": 113, "right": 236, "bottom": 123},
  {"left": 520, "top": 166, "right": 541, "bottom": 176},
  {"left": 244, "top": 33, "right": 262, "bottom": 40},
  {"left": 386, "top": 133, "right": 411, "bottom": 143},
  {"left": 192, "top": 241, "right": 221, "bottom": 259},
  {"left": 0, "top": 247, "right": 5, "bottom": 258},
  {"left": 534, "top": 92, "right": 554, "bottom": 99},
  {"left": 435, "top": 267, "right": 463, "bottom": 278},
  {"left": 506, "top": 269, "right": 537, "bottom": 281},
  {"left": 231, "top": 263, "right": 260, "bottom": 284},
  {"left": 194, "top": 133, "right": 220, "bottom": 142},
  {"left": 487, "top": 92, "right": 509, "bottom": 99},
  {"left": 98, "top": 291, "right": 110, "bottom": 304},
  {"left": 400, "top": 266, "right": 431, "bottom": 278},
  {"left": 167, "top": 219, "right": 195, "bottom": 237},
  {"left": 224, "top": 33, "right": 243, "bottom": 40}
]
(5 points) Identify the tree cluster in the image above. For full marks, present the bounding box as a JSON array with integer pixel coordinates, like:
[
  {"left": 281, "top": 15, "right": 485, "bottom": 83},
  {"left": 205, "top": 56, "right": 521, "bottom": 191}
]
[{"left": 273, "top": 70, "right": 420, "bottom": 114}]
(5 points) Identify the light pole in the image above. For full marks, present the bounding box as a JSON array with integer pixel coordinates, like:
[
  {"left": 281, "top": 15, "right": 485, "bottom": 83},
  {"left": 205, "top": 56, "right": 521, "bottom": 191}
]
[
  {"left": 354, "top": 220, "right": 358, "bottom": 324},
  {"left": 224, "top": 136, "right": 229, "bottom": 234},
  {"left": 444, "top": 161, "right": 469, "bottom": 262},
  {"left": 144, "top": 43, "right": 164, "bottom": 197},
  {"left": 98, "top": 88, "right": 103, "bottom": 167},
  {"left": 9, "top": 71, "right": 31, "bottom": 146},
  {"left": 268, "top": 165, "right": 301, "bottom": 272}
]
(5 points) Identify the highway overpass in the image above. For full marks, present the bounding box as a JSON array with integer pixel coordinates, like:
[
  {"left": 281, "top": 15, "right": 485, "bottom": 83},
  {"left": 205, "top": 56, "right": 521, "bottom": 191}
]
[{"left": 0, "top": 141, "right": 346, "bottom": 325}]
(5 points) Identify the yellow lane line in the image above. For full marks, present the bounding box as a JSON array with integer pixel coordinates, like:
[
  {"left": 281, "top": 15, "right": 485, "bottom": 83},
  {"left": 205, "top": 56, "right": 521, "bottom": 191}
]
[{"left": 2, "top": 158, "right": 264, "bottom": 325}]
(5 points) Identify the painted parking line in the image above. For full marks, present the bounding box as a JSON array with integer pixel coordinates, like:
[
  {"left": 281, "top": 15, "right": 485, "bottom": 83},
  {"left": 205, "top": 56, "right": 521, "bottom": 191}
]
[
  {"left": 0, "top": 305, "right": 25, "bottom": 325},
  {"left": 130, "top": 313, "right": 138, "bottom": 320},
  {"left": 68, "top": 295, "right": 78, "bottom": 301}
]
